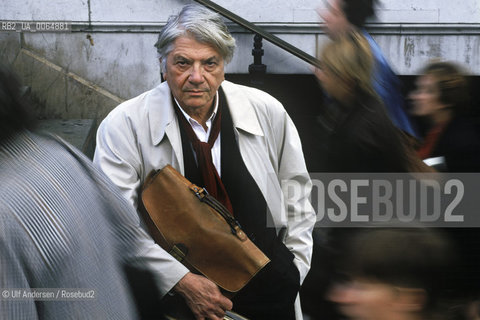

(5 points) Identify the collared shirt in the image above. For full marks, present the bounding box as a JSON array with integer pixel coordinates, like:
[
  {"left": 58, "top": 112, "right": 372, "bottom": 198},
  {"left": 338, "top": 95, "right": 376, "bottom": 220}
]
[{"left": 174, "top": 92, "right": 221, "bottom": 175}]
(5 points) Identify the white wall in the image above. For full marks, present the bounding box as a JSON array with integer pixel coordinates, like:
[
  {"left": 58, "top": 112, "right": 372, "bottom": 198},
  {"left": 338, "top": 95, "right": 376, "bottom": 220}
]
[
  {"left": 5, "top": 0, "right": 471, "bottom": 23},
  {"left": 1, "top": 0, "right": 479, "bottom": 103}
]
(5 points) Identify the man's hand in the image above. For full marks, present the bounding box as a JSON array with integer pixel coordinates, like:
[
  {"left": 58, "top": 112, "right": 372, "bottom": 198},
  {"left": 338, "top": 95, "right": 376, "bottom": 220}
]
[{"left": 174, "top": 272, "right": 233, "bottom": 320}]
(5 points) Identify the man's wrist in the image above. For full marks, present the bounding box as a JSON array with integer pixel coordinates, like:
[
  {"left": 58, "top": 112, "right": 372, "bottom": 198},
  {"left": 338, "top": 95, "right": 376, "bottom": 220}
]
[{"left": 172, "top": 272, "right": 192, "bottom": 297}]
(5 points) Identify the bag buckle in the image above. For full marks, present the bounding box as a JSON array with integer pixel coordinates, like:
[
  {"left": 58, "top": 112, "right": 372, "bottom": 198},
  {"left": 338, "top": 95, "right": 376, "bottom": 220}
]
[{"left": 190, "top": 184, "right": 207, "bottom": 200}]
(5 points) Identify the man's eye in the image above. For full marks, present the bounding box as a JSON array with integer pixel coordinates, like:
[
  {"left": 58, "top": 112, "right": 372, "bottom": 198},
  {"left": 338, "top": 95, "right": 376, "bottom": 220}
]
[
  {"left": 205, "top": 61, "right": 218, "bottom": 70},
  {"left": 174, "top": 59, "right": 190, "bottom": 67}
]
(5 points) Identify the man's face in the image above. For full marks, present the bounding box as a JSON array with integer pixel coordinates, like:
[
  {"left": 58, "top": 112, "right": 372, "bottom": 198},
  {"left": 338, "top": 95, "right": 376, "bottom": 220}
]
[
  {"left": 319, "top": 0, "right": 350, "bottom": 38},
  {"left": 163, "top": 35, "right": 225, "bottom": 113}
]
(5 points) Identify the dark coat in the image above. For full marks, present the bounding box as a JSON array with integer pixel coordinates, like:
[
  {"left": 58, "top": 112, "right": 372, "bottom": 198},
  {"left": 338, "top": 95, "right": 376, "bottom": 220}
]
[
  {"left": 322, "top": 93, "right": 409, "bottom": 173},
  {"left": 430, "top": 116, "right": 480, "bottom": 172}
]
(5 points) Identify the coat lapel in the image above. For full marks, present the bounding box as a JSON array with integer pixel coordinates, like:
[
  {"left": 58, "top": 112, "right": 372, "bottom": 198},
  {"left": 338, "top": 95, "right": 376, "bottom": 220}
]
[
  {"left": 221, "top": 81, "right": 264, "bottom": 137},
  {"left": 147, "top": 82, "right": 184, "bottom": 174}
]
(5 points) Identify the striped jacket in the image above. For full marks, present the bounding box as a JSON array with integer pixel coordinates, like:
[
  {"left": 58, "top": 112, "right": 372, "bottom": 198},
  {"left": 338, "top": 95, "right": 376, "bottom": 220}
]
[{"left": 0, "top": 130, "right": 185, "bottom": 319}]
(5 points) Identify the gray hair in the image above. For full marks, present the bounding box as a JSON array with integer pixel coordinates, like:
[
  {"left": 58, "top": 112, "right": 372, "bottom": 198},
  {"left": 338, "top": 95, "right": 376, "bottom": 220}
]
[{"left": 155, "top": 4, "right": 236, "bottom": 73}]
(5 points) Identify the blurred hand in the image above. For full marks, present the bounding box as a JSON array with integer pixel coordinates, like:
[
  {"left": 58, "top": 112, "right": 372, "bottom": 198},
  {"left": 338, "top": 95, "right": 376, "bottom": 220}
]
[{"left": 174, "top": 272, "right": 233, "bottom": 320}]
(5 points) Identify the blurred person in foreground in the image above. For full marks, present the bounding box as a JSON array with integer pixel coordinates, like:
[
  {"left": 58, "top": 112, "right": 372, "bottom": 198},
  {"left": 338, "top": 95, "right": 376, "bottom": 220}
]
[
  {"left": 0, "top": 65, "right": 177, "bottom": 319},
  {"left": 409, "top": 61, "right": 480, "bottom": 172},
  {"left": 328, "top": 227, "right": 455, "bottom": 320},
  {"left": 93, "top": 4, "right": 315, "bottom": 319},
  {"left": 318, "top": 0, "right": 417, "bottom": 138}
]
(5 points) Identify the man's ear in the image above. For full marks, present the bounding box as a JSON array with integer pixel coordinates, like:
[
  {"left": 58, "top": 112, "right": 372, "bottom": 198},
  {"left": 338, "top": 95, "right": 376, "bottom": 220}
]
[
  {"left": 159, "top": 58, "right": 167, "bottom": 81},
  {"left": 392, "top": 287, "right": 427, "bottom": 313}
]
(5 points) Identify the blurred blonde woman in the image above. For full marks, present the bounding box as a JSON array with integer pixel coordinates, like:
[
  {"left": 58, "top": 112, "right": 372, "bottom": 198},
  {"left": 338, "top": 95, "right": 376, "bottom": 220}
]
[{"left": 314, "top": 31, "right": 409, "bottom": 172}]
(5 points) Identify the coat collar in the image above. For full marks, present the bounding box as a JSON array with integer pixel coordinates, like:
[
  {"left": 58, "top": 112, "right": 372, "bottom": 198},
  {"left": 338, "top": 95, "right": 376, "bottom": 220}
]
[
  {"left": 147, "top": 80, "right": 264, "bottom": 147},
  {"left": 147, "top": 82, "right": 177, "bottom": 146},
  {"left": 220, "top": 80, "right": 264, "bottom": 137}
]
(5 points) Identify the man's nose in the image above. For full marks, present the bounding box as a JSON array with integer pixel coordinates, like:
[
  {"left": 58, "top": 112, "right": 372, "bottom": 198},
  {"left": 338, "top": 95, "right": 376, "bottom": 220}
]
[{"left": 189, "top": 65, "right": 204, "bottom": 83}]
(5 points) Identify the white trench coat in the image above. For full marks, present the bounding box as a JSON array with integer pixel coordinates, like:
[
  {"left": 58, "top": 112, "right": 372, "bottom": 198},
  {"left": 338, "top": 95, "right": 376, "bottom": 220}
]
[{"left": 94, "top": 80, "right": 316, "bottom": 319}]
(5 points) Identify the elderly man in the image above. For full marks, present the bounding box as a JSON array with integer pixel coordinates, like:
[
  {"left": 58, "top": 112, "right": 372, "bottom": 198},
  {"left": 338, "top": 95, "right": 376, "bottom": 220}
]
[{"left": 93, "top": 4, "right": 315, "bottom": 320}]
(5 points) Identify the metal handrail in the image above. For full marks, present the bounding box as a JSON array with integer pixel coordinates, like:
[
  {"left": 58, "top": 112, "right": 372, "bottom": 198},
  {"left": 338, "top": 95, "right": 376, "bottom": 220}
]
[{"left": 193, "top": 0, "right": 321, "bottom": 68}]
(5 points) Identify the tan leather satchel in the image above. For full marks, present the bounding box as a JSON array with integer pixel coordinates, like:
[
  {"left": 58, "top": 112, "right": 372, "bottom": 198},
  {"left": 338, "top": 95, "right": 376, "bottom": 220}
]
[{"left": 140, "top": 164, "right": 270, "bottom": 294}]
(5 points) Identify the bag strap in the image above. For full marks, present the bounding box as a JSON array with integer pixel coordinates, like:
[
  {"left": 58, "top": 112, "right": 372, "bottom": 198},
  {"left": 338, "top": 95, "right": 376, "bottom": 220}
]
[{"left": 188, "top": 184, "right": 247, "bottom": 242}]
